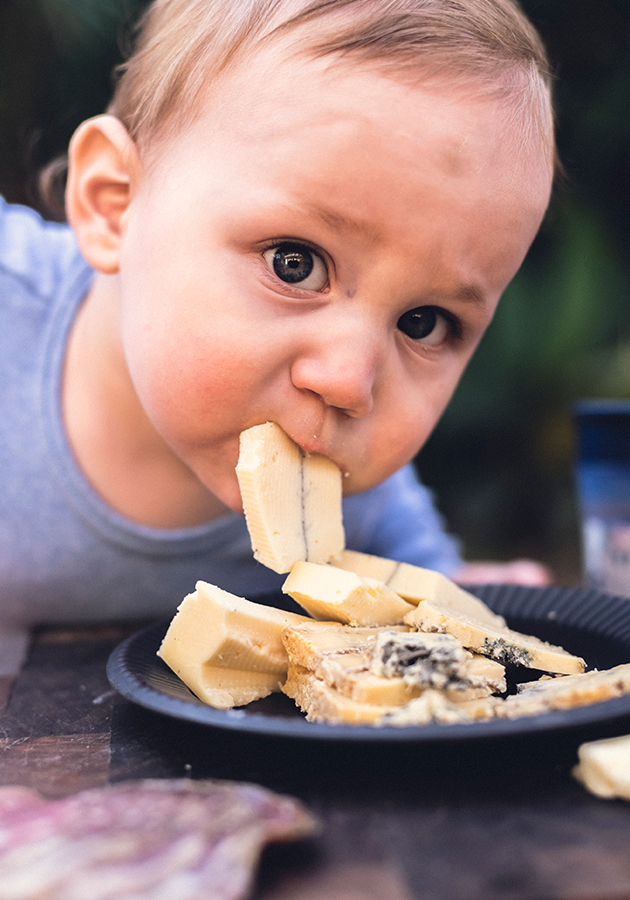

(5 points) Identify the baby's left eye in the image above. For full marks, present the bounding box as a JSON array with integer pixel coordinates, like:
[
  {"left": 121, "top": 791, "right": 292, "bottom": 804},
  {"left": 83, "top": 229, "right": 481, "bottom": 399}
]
[
  {"left": 263, "top": 242, "right": 328, "bottom": 291},
  {"left": 397, "top": 306, "right": 453, "bottom": 346}
]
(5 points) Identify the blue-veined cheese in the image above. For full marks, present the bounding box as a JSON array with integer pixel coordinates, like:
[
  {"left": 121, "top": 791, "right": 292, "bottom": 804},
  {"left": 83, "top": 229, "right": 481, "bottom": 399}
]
[{"left": 331, "top": 549, "right": 585, "bottom": 676}]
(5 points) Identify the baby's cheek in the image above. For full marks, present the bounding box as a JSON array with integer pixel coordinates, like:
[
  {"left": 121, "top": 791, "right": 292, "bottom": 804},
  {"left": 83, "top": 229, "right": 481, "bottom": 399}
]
[
  {"left": 343, "top": 415, "right": 428, "bottom": 496},
  {"left": 377, "top": 399, "right": 441, "bottom": 473}
]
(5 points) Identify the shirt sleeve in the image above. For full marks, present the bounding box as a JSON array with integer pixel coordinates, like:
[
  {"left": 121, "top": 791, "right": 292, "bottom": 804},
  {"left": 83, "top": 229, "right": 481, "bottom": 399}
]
[
  {"left": 0, "top": 197, "right": 77, "bottom": 301},
  {"left": 341, "top": 463, "right": 463, "bottom": 575}
]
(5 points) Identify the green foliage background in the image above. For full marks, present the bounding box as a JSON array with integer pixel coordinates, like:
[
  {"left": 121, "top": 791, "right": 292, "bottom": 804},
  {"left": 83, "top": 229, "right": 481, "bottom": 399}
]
[{"left": 1, "top": 0, "right": 629, "bottom": 581}]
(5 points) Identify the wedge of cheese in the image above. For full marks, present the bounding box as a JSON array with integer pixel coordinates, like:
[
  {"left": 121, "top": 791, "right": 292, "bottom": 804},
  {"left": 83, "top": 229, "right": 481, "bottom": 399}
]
[
  {"left": 236, "top": 422, "right": 344, "bottom": 573},
  {"left": 283, "top": 666, "right": 400, "bottom": 724},
  {"left": 281, "top": 620, "right": 417, "bottom": 705},
  {"left": 282, "top": 561, "right": 415, "bottom": 626},
  {"left": 497, "top": 663, "right": 630, "bottom": 718},
  {"left": 573, "top": 733, "right": 630, "bottom": 800},
  {"left": 331, "top": 550, "right": 501, "bottom": 621},
  {"left": 311, "top": 649, "right": 500, "bottom": 706},
  {"left": 157, "top": 581, "right": 309, "bottom": 708},
  {"left": 404, "top": 599, "right": 585, "bottom": 676}
]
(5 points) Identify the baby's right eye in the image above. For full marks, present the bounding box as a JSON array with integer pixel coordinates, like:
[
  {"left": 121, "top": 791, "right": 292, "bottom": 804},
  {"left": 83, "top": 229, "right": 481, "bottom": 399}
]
[{"left": 263, "top": 242, "right": 328, "bottom": 291}]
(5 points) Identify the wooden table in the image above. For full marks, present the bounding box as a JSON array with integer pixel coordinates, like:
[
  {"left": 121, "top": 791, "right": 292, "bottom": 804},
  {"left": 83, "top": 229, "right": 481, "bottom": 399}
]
[{"left": 3, "top": 622, "right": 630, "bottom": 900}]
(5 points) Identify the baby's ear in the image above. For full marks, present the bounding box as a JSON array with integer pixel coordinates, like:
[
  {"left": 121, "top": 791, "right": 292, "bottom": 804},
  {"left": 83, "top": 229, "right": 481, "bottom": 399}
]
[{"left": 65, "top": 115, "right": 141, "bottom": 274}]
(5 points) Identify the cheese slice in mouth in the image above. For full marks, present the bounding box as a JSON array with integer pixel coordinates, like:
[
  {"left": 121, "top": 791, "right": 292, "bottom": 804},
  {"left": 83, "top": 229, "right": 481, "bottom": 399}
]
[{"left": 236, "top": 422, "right": 345, "bottom": 573}]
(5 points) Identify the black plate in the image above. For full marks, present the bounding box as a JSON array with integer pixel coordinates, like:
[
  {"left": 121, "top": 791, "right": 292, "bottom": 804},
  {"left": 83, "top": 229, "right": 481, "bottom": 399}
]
[{"left": 107, "top": 584, "right": 630, "bottom": 743}]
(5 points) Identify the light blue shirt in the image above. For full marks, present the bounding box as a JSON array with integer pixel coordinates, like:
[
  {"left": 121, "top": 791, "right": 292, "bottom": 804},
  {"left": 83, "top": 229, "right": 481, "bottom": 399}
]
[{"left": 0, "top": 198, "right": 461, "bottom": 628}]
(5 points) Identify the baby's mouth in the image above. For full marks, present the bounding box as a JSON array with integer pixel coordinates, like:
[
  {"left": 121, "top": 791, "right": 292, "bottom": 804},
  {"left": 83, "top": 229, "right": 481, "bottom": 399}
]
[{"left": 284, "top": 429, "right": 346, "bottom": 475}]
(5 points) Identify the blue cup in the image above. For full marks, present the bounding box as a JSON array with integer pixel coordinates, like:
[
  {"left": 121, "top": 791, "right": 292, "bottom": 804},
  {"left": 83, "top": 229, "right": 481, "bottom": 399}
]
[{"left": 573, "top": 399, "right": 630, "bottom": 596}]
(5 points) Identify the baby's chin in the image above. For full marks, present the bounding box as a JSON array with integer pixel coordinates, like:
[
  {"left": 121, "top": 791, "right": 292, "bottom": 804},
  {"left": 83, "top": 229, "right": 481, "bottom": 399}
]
[{"left": 203, "top": 474, "right": 245, "bottom": 517}]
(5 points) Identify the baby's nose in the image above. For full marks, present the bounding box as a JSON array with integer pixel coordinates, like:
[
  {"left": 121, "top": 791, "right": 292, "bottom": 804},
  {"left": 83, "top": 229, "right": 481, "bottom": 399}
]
[{"left": 290, "top": 331, "right": 377, "bottom": 418}]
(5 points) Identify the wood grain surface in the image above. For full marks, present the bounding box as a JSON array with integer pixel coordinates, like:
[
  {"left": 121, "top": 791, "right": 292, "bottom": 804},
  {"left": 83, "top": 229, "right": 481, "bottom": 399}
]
[{"left": 3, "top": 624, "right": 630, "bottom": 899}]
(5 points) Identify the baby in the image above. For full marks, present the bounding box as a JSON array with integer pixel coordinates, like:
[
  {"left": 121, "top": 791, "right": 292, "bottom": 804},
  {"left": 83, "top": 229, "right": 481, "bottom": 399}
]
[{"left": 0, "top": 0, "right": 554, "bottom": 630}]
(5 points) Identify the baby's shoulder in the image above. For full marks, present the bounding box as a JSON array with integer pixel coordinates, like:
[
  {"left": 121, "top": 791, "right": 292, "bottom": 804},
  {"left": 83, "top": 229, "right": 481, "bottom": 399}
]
[{"left": 0, "top": 197, "right": 80, "bottom": 303}]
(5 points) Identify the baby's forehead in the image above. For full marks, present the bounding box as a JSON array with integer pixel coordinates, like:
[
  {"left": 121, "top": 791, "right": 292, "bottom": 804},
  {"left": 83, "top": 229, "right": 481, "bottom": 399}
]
[
  {"left": 190, "top": 48, "right": 551, "bottom": 177},
  {"left": 145, "top": 52, "right": 551, "bottom": 245}
]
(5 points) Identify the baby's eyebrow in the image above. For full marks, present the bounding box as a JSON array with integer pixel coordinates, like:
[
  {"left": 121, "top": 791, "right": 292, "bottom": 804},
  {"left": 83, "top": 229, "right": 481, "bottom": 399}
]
[
  {"left": 414, "top": 283, "right": 487, "bottom": 308},
  {"left": 304, "top": 204, "right": 381, "bottom": 244},
  {"left": 453, "top": 283, "right": 485, "bottom": 305}
]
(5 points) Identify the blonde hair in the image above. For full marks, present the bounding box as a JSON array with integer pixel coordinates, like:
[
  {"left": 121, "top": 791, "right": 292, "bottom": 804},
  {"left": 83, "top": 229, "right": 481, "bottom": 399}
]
[{"left": 42, "top": 0, "right": 556, "bottom": 214}]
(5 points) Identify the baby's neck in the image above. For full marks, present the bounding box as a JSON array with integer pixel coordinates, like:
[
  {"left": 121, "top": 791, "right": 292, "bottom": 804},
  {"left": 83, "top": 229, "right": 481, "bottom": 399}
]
[{"left": 62, "top": 273, "right": 231, "bottom": 529}]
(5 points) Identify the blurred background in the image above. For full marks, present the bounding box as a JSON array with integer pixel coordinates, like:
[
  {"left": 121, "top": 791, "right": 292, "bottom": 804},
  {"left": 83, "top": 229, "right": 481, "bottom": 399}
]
[{"left": 0, "top": 0, "right": 629, "bottom": 584}]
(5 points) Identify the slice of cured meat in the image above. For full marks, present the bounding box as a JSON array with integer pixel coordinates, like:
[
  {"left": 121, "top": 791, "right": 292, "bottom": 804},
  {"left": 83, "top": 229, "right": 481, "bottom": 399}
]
[{"left": 0, "top": 778, "right": 317, "bottom": 899}]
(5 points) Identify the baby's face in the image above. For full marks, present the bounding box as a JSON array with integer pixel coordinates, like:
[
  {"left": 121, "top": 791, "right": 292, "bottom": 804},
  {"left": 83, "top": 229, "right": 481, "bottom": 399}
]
[{"left": 117, "top": 51, "right": 552, "bottom": 513}]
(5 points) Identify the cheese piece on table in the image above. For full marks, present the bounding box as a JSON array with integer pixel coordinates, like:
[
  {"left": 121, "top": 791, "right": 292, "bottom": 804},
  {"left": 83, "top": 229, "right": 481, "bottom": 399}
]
[
  {"left": 404, "top": 599, "right": 585, "bottom": 676},
  {"left": 236, "top": 422, "right": 344, "bottom": 573},
  {"left": 157, "top": 581, "right": 309, "bottom": 709},
  {"left": 573, "top": 733, "right": 630, "bottom": 799},
  {"left": 497, "top": 663, "right": 630, "bottom": 719},
  {"left": 282, "top": 561, "right": 414, "bottom": 626}
]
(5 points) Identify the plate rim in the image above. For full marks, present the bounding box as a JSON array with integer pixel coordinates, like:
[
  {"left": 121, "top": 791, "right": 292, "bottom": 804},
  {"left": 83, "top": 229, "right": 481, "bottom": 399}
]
[{"left": 107, "top": 584, "right": 630, "bottom": 744}]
